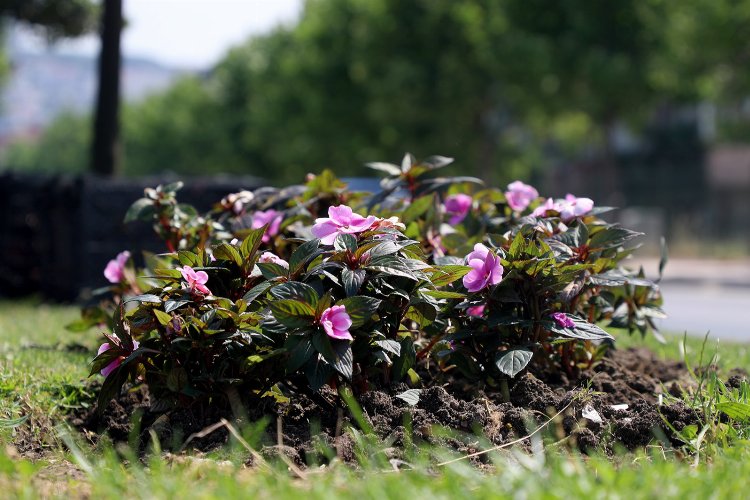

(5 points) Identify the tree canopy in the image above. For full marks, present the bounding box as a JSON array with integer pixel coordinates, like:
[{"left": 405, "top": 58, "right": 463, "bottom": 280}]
[{"left": 4, "top": 0, "right": 749, "bottom": 185}]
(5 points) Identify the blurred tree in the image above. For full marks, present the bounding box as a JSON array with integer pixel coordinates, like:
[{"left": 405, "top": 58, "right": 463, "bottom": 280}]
[
  {"left": 0, "top": 0, "right": 97, "bottom": 82},
  {"left": 8, "top": 0, "right": 750, "bottom": 188},
  {"left": 3, "top": 112, "right": 90, "bottom": 173}
]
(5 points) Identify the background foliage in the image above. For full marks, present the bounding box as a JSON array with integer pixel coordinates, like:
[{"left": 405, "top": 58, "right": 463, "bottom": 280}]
[{"left": 5, "top": 0, "right": 750, "bottom": 187}]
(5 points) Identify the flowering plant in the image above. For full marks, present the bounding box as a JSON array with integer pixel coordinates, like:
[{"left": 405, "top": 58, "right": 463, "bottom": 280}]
[{"left": 84, "top": 153, "right": 664, "bottom": 411}]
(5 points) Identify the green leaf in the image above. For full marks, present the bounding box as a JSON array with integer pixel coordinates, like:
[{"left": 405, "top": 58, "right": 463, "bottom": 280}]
[
  {"left": 269, "top": 300, "right": 316, "bottom": 328},
  {"left": 341, "top": 268, "right": 366, "bottom": 297},
  {"left": 287, "top": 337, "right": 315, "bottom": 373},
  {"left": 395, "top": 389, "right": 422, "bottom": 406},
  {"left": 289, "top": 239, "right": 321, "bottom": 274},
  {"left": 494, "top": 348, "right": 533, "bottom": 378},
  {"left": 374, "top": 339, "right": 401, "bottom": 357},
  {"left": 124, "top": 294, "right": 161, "bottom": 304},
  {"left": 270, "top": 281, "right": 319, "bottom": 306},
  {"left": 331, "top": 342, "right": 353, "bottom": 379},
  {"left": 546, "top": 314, "right": 614, "bottom": 341},
  {"left": 240, "top": 226, "right": 267, "bottom": 260},
  {"left": 243, "top": 281, "right": 273, "bottom": 304},
  {"left": 334, "top": 233, "right": 358, "bottom": 252},
  {"left": 338, "top": 296, "right": 381, "bottom": 328},
  {"left": 392, "top": 337, "right": 416, "bottom": 381},
  {"left": 153, "top": 309, "right": 172, "bottom": 326},
  {"left": 588, "top": 226, "right": 643, "bottom": 250},
  {"left": 304, "top": 355, "right": 333, "bottom": 391},
  {"left": 257, "top": 262, "right": 288, "bottom": 279},
  {"left": 431, "top": 265, "right": 472, "bottom": 287},
  {"left": 508, "top": 231, "right": 526, "bottom": 258},
  {"left": 213, "top": 243, "right": 243, "bottom": 266},
  {"left": 166, "top": 367, "right": 189, "bottom": 393},
  {"left": 401, "top": 194, "right": 435, "bottom": 224},
  {"left": 421, "top": 290, "right": 466, "bottom": 300},
  {"left": 716, "top": 402, "right": 750, "bottom": 422},
  {"left": 366, "top": 240, "right": 417, "bottom": 259},
  {"left": 164, "top": 299, "right": 190, "bottom": 313},
  {"left": 366, "top": 256, "right": 418, "bottom": 280},
  {"left": 124, "top": 198, "right": 155, "bottom": 223}
]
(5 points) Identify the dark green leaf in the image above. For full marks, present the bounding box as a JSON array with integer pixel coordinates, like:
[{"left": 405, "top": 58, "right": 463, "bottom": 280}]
[
  {"left": 213, "top": 243, "right": 243, "bottom": 266},
  {"left": 124, "top": 294, "right": 161, "bottom": 304},
  {"left": 392, "top": 337, "right": 416, "bottom": 381},
  {"left": 270, "top": 281, "right": 319, "bottom": 306},
  {"left": 494, "top": 348, "right": 533, "bottom": 378},
  {"left": 243, "top": 281, "right": 273, "bottom": 303},
  {"left": 374, "top": 339, "right": 401, "bottom": 357},
  {"left": 164, "top": 299, "right": 190, "bottom": 313},
  {"left": 341, "top": 268, "right": 366, "bottom": 297},
  {"left": 257, "top": 262, "right": 288, "bottom": 279},
  {"left": 304, "top": 355, "right": 333, "bottom": 391},
  {"left": 421, "top": 290, "right": 466, "bottom": 300},
  {"left": 289, "top": 239, "right": 321, "bottom": 274},
  {"left": 269, "top": 300, "right": 316, "bottom": 328},
  {"left": 338, "top": 296, "right": 381, "bottom": 328},
  {"left": 241, "top": 226, "right": 267, "bottom": 260},
  {"left": 334, "top": 233, "right": 357, "bottom": 252},
  {"left": 588, "top": 226, "right": 643, "bottom": 250},
  {"left": 546, "top": 314, "right": 614, "bottom": 341},
  {"left": 287, "top": 337, "right": 315, "bottom": 373}
]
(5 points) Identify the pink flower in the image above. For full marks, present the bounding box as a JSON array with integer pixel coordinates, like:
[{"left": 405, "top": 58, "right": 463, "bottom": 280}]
[
  {"left": 443, "top": 194, "right": 473, "bottom": 224},
  {"left": 463, "top": 243, "right": 503, "bottom": 292},
  {"left": 505, "top": 181, "right": 539, "bottom": 212},
  {"left": 311, "top": 205, "right": 378, "bottom": 245},
  {"left": 252, "top": 209, "right": 283, "bottom": 243},
  {"left": 104, "top": 251, "right": 130, "bottom": 284},
  {"left": 97, "top": 340, "right": 140, "bottom": 377},
  {"left": 258, "top": 251, "right": 289, "bottom": 268},
  {"left": 551, "top": 312, "right": 575, "bottom": 329},
  {"left": 558, "top": 194, "right": 594, "bottom": 222},
  {"left": 467, "top": 304, "right": 486, "bottom": 317},
  {"left": 178, "top": 265, "right": 211, "bottom": 295},
  {"left": 319, "top": 305, "right": 353, "bottom": 341},
  {"left": 532, "top": 198, "right": 560, "bottom": 218}
]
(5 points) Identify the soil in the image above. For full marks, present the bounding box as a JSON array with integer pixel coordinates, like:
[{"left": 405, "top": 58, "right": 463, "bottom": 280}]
[{"left": 60, "top": 346, "right": 723, "bottom": 465}]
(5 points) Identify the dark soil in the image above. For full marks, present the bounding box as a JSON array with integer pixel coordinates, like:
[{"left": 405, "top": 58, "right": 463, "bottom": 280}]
[{"left": 67, "top": 347, "right": 718, "bottom": 464}]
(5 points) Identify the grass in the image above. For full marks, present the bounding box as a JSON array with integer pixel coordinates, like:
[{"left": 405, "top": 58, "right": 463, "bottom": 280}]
[{"left": 1, "top": 300, "right": 750, "bottom": 499}]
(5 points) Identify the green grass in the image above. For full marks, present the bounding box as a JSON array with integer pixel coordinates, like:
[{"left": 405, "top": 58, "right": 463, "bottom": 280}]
[{"left": 2, "top": 301, "right": 750, "bottom": 499}]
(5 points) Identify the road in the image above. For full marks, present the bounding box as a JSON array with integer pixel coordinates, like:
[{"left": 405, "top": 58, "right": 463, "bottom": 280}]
[
  {"left": 657, "top": 283, "right": 750, "bottom": 342},
  {"left": 629, "top": 258, "right": 750, "bottom": 342}
]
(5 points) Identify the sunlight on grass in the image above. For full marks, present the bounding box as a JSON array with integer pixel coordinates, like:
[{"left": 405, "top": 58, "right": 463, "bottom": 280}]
[{"left": 2, "top": 301, "right": 750, "bottom": 498}]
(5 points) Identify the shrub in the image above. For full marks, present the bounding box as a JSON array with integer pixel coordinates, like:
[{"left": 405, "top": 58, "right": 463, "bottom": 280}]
[{"left": 81, "top": 154, "right": 664, "bottom": 410}]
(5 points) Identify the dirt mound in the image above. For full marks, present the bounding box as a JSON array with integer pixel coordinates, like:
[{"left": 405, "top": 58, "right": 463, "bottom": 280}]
[{"left": 69, "top": 347, "right": 707, "bottom": 463}]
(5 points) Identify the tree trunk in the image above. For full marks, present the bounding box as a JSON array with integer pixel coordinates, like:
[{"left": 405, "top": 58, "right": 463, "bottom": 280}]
[{"left": 91, "top": 0, "right": 123, "bottom": 176}]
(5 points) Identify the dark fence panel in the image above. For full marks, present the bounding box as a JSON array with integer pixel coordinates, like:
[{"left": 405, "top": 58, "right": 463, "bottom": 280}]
[{"left": 0, "top": 172, "right": 265, "bottom": 301}]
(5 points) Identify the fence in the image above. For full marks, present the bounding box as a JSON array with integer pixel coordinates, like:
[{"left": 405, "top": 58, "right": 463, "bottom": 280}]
[{"left": 0, "top": 172, "right": 264, "bottom": 301}]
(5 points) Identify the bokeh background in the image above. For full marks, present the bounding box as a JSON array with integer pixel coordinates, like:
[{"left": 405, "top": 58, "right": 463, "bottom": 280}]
[{"left": 0, "top": 0, "right": 748, "bottom": 337}]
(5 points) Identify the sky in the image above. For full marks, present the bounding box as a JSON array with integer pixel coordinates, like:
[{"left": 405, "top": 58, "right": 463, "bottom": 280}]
[{"left": 18, "top": 0, "right": 304, "bottom": 69}]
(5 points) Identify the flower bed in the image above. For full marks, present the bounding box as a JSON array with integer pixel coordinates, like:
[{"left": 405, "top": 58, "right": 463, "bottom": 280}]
[{"left": 73, "top": 154, "right": 673, "bottom": 455}]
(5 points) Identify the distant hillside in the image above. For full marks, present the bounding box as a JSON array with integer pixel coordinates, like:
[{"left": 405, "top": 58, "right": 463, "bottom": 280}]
[{"left": 0, "top": 49, "right": 188, "bottom": 139}]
